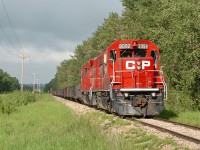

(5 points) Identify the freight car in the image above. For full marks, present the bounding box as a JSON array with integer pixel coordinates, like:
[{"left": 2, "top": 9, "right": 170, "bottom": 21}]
[{"left": 53, "top": 40, "right": 167, "bottom": 117}]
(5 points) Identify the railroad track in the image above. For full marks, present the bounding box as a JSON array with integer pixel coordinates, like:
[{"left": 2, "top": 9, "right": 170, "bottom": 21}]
[
  {"left": 129, "top": 118, "right": 200, "bottom": 144},
  {"left": 88, "top": 102, "right": 200, "bottom": 144},
  {"left": 153, "top": 117, "right": 200, "bottom": 131},
  {"left": 62, "top": 97, "right": 200, "bottom": 145}
]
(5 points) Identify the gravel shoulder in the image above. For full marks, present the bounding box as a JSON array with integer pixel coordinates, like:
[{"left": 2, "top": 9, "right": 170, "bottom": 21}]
[{"left": 54, "top": 96, "right": 200, "bottom": 150}]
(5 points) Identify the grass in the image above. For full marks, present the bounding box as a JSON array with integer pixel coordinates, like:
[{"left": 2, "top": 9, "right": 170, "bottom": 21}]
[
  {"left": 0, "top": 91, "right": 38, "bottom": 115},
  {"left": 88, "top": 111, "right": 186, "bottom": 150},
  {"left": 91, "top": 111, "right": 131, "bottom": 128},
  {"left": 157, "top": 105, "right": 200, "bottom": 127},
  {"left": 0, "top": 94, "right": 189, "bottom": 150},
  {"left": 0, "top": 94, "right": 112, "bottom": 150}
]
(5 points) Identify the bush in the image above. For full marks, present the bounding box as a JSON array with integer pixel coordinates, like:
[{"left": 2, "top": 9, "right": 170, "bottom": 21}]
[
  {"left": 0, "top": 95, "right": 16, "bottom": 114},
  {"left": 0, "top": 91, "right": 37, "bottom": 115}
]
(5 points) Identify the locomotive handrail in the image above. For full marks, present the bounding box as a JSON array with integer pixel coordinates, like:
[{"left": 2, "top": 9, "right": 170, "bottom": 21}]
[
  {"left": 109, "top": 59, "right": 115, "bottom": 82},
  {"left": 141, "top": 68, "right": 167, "bottom": 100},
  {"left": 137, "top": 69, "right": 167, "bottom": 100},
  {"left": 112, "top": 69, "right": 167, "bottom": 100},
  {"left": 120, "top": 88, "right": 160, "bottom": 92},
  {"left": 89, "top": 78, "right": 96, "bottom": 100},
  {"left": 160, "top": 66, "right": 167, "bottom": 100},
  {"left": 138, "top": 70, "right": 164, "bottom": 90},
  {"left": 115, "top": 70, "right": 135, "bottom": 73},
  {"left": 114, "top": 69, "right": 163, "bottom": 83}
]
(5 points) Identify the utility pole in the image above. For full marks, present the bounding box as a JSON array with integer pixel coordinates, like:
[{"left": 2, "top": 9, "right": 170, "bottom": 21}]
[
  {"left": 20, "top": 53, "right": 28, "bottom": 92},
  {"left": 36, "top": 79, "right": 40, "bottom": 93},
  {"left": 32, "top": 73, "right": 36, "bottom": 92},
  {"left": 37, "top": 79, "right": 39, "bottom": 93},
  {"left": 35, "top": 79, "right": 39, "bottom": 93},
  {"left": 38, "top": 80, "right": 40, "bottom": 93}
]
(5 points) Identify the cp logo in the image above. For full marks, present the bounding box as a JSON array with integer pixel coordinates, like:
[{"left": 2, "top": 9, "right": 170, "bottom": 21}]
[{"left": 126, "top": 61, "right": 150, "bottom": 70}]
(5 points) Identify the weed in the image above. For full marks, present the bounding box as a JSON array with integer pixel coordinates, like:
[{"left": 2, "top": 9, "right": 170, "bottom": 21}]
[
  {"left": 158, "top": 104, "right": 200, "bottom": 127},
  {"left": 0, "top": 91, "right": 38, "bottom": 115}
]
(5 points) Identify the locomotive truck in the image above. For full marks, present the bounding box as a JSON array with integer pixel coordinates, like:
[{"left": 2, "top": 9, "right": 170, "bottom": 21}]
[{"left": 53, "top": 40, "right": 167, "bottom": 117}]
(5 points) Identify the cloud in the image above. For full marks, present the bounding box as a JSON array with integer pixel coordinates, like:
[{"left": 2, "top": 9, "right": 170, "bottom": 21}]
[
  {"left": 0, "top": 0, "right": 122, "bottom": 42},
  {"left": 0, "top": 0, "right": 123, "bottom": 83},
  {"left": 24, "top": 48, "right": 74, "bottom": 64}
]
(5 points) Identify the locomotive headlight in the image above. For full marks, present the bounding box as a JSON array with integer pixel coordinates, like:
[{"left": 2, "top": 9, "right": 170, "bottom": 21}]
[
  {"left": 137, "top": 66, "right": 141, "bottom": 70},
  {"left": 151, "top": 92, "right": 156, "bottom": 97},
  {"left": 124, "top": 93, "right": 129, "bottom": 97}
]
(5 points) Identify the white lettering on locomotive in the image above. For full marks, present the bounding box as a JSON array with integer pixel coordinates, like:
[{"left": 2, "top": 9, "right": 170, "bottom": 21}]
[
  {"left": 142, "top": 61, "right": 150, "bottom": 69},
  {"left": 119, "top": 44, "right": 131, "bottom": 49},
  {"left": 126, "top": 61, "right": 135, "bottom": 69},
  {"left": 138, "top": 44, "right": 148, "bottom": 49},
  {"left": 126, "top": 61, "right": 150, "bottom": 70}
]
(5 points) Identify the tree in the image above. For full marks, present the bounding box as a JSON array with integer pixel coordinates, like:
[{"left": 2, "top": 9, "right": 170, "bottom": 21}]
[
  {"left": 46, "top": 0, "right": 200, "bottom": 110},
  {"left": 0, "top": 69, "right": 19, "bottom": 93}
]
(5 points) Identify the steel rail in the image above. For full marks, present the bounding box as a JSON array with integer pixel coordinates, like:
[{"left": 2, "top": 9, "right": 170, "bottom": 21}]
[
  {"left": 132, "top": 118, "right": 200, "bottom": 144},
  {"left": 57, "top": 96, "right": 200, "bottom": 144},
  {"left": 154, "top": 117, "right": 200, "bottom": 131}
]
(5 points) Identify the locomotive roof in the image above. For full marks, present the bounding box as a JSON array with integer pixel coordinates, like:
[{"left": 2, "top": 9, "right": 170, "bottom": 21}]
[{"left": 82, "top": 39, "right": 160, "bottom": 67}]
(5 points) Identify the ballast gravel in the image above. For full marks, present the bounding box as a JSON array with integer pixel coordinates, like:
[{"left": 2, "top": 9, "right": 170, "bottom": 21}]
[
  {"left": 54, "top": 96, "right": 200, "bottom": 150},
  {"left": 139, "top": 119, "right": 200, "bottom": 150}
]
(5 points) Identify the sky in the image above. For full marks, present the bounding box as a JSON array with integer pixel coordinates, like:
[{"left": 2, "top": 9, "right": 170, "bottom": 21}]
[{"left": 0, "top": 0, "right": 123, "bottom": 84}]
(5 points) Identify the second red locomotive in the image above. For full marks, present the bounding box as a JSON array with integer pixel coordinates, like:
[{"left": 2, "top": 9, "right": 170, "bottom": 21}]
[{"left": 53, "top": 40, "right": 167, "bottom": 117}]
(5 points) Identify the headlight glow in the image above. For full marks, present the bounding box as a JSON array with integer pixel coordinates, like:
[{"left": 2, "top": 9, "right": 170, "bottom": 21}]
[
  {"left": 124, "top": 93, "right": 129, "bottom": 97},
  {"left": 151, "top": 92, "right": 156, "bottom": 97}
]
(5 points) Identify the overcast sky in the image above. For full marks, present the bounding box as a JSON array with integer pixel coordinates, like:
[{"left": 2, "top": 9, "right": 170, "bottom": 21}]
[{"left": 0, "top": 0, "right": 123, "bottom": 84}]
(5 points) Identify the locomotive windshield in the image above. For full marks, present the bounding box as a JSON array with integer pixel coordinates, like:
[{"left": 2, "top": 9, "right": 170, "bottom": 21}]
[
  {"left": 134, "top": 49, "right": 146, "bottom": 57},
  {"left": 120, "top": 49, "right": 147, "bottom": 57},
  {"left": 120, "top": 50, "right": 132, "bottom": 57}
]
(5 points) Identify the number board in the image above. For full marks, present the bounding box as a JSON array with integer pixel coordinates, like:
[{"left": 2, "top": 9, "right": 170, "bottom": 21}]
[
  {"left": 138, "top": 44, "right": 148, "bottom": 49},
  {"left": 119, "top": 44, "right": 131, "bottom": 49}
]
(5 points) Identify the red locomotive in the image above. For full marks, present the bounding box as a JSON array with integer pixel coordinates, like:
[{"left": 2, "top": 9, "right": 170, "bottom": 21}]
[{"left": 53, "top": 40, "right": 167, "bottom": 116}]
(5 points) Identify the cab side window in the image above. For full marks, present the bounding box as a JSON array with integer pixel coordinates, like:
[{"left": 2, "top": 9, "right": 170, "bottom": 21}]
[
  {"left": 151, "top": 50, "right": 158, "bottom": 63},
  {"left": 110, "top": 50, "right": 116, "bottom": 62},
  {"left": 83, "top": 68, "right": 87, "bottom": 76},
  {"left": 151, "top": 50, "right": 158, "bottom": 69}
]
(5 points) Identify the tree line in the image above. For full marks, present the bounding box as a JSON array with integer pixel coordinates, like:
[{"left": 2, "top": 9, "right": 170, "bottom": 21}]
[
  {"left": 45, "top": 0, "right": 200, "bottom": 110},
  {"left": 0, "top": 69, "right": 19, "bottom": 93}
]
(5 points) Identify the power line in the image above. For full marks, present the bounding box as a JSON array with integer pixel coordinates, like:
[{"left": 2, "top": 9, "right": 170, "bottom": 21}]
[
  {"left": 0, "top": 23, "right": 22, "bottom": 55},
  {"left": 0, "top": 0, "right": 39, "bottom": 87},
  {"left": 1, "top": 0, "right": 24, "bottom": 52},
  {"left": 0, "top": 41, "right": 19, "bottom": 57}
]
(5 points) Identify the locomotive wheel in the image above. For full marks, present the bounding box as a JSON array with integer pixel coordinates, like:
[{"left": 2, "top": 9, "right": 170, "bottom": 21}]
[
  {"left": 96, "top": 100, "right": 100, "bottom": 109},
  {"left": 108, "top": 104, "right": 114, "bottom": 113}
]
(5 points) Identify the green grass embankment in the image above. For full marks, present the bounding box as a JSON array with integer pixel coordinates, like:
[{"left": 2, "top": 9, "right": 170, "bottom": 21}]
[
  {"left": 0, "top": 94, "right": 188, "bottom": 149},
  {"left": 158, "top": 105, "right": 200, "bottom": 127},
  {"left": 0, "top": 94, "right": 113, "bottom": 150}
]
